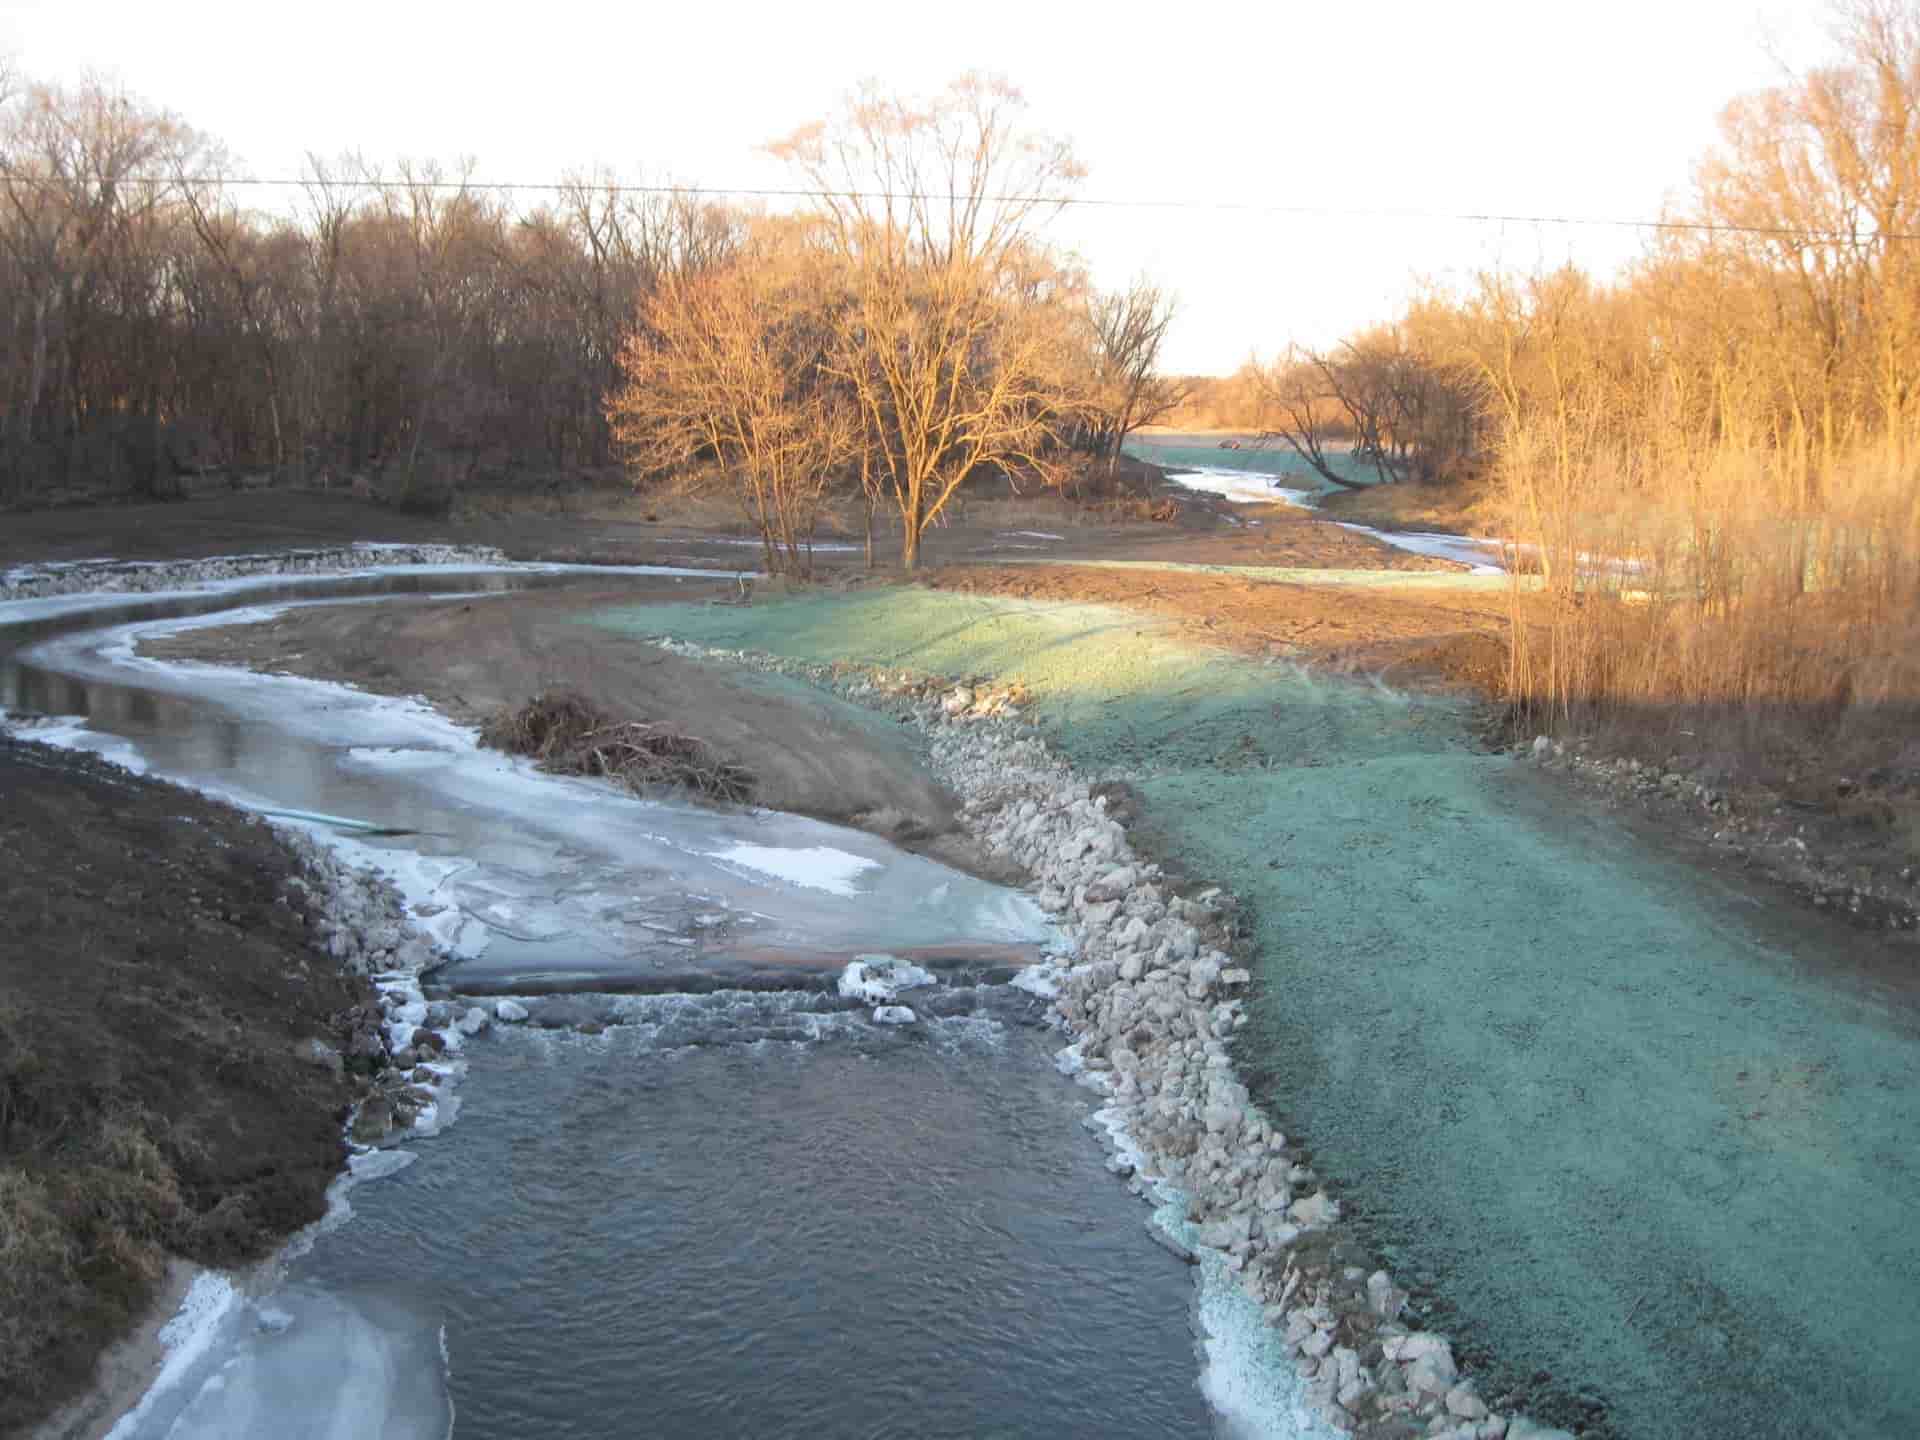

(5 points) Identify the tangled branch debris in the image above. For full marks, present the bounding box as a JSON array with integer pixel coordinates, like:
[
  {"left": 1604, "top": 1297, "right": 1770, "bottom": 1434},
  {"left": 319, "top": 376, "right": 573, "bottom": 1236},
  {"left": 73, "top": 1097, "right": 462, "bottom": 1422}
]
[{"left": 479, "top": 691, "right": 754, "bottom": 804}]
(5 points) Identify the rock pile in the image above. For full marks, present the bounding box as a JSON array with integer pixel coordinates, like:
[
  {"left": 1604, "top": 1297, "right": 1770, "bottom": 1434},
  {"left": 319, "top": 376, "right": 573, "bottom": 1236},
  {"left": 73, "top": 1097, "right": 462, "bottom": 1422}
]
[
  {"left": 647, "top": 638, "right": 1573, "bottom": 1440},
  {"left": 276, "top": 828, "right": 471, "bottom": 1148},
  {"left": 1524, "top": 737, "right": 1919, "bottom": 935},
  {"left": 0, "top": 543, "right": 506, "bottom": 600}
]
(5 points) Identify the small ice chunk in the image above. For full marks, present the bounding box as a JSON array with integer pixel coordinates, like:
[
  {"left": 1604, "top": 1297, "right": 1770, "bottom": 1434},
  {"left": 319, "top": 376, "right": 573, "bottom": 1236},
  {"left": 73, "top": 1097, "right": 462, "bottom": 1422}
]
[
  {"left": 457, "top": 1006, "right": 490, "bottom": 1036},
  {"left": 838, "top": 954, "right": 937, "bottom": 1003},
  {"left": 1010, "top": 964, "right": 1061, "bottom": 999},
  {"left": 872, "top": 1005, "right": 917, "bottom": 1025},
  {"left": 494, "top": 999, "right": 529, "bottom": 1023}
]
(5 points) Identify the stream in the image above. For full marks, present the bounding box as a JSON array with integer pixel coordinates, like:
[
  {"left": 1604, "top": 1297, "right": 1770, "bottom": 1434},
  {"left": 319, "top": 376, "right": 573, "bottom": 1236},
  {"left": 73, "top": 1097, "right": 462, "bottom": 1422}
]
[{"left": 0, "top": 568, "right": 1269, "bottom": 1440}]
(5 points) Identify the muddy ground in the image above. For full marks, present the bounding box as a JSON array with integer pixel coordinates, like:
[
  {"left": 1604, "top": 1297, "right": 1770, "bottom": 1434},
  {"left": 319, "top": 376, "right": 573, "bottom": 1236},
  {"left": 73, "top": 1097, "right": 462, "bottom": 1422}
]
[{"left": 0, "top": 739, "right": 378, "bottom": 1436}]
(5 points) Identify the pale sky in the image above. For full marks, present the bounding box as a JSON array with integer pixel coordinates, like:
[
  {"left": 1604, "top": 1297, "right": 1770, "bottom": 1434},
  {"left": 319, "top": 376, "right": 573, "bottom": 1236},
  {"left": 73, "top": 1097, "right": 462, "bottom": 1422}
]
[{"left": 0, "top": 0, "right": 1830, "bottom": 374}]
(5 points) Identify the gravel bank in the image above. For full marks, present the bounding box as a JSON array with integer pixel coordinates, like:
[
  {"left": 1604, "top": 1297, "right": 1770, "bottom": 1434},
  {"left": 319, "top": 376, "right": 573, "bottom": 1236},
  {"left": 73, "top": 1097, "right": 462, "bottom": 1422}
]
[
  {"left": 0, "top": 543, "right": 507, "bottom": 600},
  {"left": 645, "top": 638, "right": 1569, "bottom": 1440}
]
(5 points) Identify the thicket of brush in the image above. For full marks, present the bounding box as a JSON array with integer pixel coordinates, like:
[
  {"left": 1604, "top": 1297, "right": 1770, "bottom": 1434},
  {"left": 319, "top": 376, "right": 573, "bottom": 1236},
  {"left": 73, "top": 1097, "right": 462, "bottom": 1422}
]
[
  {"left": 480, "top": 691, "right": 754, "bottom": 804},
  {"left": 1338, "top": 4, "right": 1920, "bottom": 782}
]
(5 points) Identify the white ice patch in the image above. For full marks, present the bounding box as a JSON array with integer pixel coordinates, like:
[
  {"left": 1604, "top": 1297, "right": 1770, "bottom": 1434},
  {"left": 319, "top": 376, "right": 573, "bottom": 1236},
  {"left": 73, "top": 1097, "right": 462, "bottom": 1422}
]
[
  {"left": 697, "top": 536, "right": 861, "bottom": 553},
  {"left": 838, "top": 954, "right": 937, "bottom": 1003},
  {"left": 1192, "top": 1241, "right": 1341, "bottom": 1439},
  {"left": 1166, "top": 465, "right": 1322, "bottom": 509},
  {"left": 999, "top": 530, "right": 1066, "bottom": 540},
  {"left": 1331, "top": 522, "right": 1505, "bottom": 574},
  {"left": 871, "top": 1004, "right": 917, "bottom": 1025},
  {"left": 343, "top": 746, "right": 461, "bottom": 773},
  {"left": 1, "top": 712, "right": 151, "bottom": 773},
  {"left": 1010, "top": 963, "right": 1062, "bottom": 999},
  {"left": 711, "top": 842, "right": 880, "bottom": 896},
  {"left": 1079, "top": 1096, "right": 1340, "bottom": 1440},
  {"left": 104, "top": 1271, "right": 242, "bottom": 1440}
]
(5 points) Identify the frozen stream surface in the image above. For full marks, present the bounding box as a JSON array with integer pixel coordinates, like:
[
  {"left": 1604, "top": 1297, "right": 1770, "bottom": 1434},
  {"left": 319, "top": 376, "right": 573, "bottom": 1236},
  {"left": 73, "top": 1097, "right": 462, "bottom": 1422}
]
[{"left": 0, "top": 567, "right": 1307, "bottom": 1439}]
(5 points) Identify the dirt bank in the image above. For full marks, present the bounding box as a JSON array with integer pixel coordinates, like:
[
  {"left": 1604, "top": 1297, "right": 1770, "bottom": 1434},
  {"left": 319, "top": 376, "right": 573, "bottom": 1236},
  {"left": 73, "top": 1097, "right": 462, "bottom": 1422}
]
[
  {"left": 0, "top": 739, "right": 379, "bottom": 1437},
  {"left": 136, "top": 580, "right": 1014, "bottom": 880}
]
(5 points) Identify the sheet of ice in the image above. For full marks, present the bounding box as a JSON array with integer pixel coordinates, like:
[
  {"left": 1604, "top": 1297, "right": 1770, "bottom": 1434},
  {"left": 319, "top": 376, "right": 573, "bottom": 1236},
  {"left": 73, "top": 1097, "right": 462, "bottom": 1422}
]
[
  {"left": 696, "top": 536, "right": 862, "bottom": 552},
  {"left": 104, "top": 1272, "right": 242, "bottom": 1440},
  {"left": 711, "top": 842, "right": 881, "bottom": 896},
  {"left": 1332, "top": 522, "right": 1505, "bottom": 574},
  {"left": 1186, "top": 1220, "right": 1339, "bottom": 1439},
  {"left": 1081, "top": 1096, "right": 1339, "bottom": 1440},
  {"left": 1166, "top": 465, "right": 1322, "bottom": 509},
  {"left": 1010, "top": 963, "right": 1062, "bottom": 999},
  {"left": 111, "top": 1285, "right": 453, "bottom": 1440},
  {"left": 1000, "top": 530, "right": 1066, "bottom": 541},
  {"left": 0, "top": 560, "right": 753, "bottom": 628},
  {"left": 6, "top": 569, "right": 1058, "bottom": 994},
  {"left": 838, "top": 954, "right": 937, "bottom": 1003},
  {"left": 4, "top": 712, "right": 152, "bottom": 772}
]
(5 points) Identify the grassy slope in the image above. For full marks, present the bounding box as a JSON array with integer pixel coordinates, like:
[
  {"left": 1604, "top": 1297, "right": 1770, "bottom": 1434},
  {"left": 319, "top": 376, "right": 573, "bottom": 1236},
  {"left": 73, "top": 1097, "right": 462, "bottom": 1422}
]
[{"left": 589, "top": 589, "right": 1920, "bottom": 1440}]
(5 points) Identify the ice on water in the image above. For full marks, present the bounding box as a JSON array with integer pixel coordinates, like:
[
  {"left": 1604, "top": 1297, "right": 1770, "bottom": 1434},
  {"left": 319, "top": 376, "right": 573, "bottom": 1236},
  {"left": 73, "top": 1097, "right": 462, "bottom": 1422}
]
[
  {"left": 110, "top": 1285, "right": 452, "bottom": 1440},
  {"left": 838, "top": 954, "right": 937, "bottom": 1003},
  {"left": 709, "top": 841, "right": 880, "bottom": 896},
  {"left": 10, "top": 597, "right": 1055, "bottom": 990}
]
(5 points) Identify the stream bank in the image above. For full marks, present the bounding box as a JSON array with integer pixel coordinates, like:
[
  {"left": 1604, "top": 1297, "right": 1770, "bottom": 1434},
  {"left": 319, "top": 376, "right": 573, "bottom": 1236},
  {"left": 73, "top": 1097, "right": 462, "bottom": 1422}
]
[{"left": 594, "top": 589, "right": 1920, "bottom": 1440}]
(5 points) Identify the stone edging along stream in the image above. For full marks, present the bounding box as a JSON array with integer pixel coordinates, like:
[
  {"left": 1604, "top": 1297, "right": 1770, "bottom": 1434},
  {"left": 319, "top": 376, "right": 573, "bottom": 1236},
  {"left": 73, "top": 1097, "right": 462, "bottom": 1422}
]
[
  {"left": 0, "top": 542, "right": 509, "bottom": 599},
  {"left": 648, "top": 638, "right": 1572, "bottom": 1440}
]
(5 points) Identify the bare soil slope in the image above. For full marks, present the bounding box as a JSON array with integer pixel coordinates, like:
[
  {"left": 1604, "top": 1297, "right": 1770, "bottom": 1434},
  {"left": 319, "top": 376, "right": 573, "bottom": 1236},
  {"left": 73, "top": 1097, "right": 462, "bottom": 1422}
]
[{"left": 0, "top": 740, "right": 375, "bottom": 1437}]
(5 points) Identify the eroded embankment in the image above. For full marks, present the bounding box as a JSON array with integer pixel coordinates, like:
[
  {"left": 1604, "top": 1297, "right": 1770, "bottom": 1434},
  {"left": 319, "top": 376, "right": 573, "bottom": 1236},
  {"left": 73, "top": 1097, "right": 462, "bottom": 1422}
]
[
  {"left": 592, "top": 589, "right": 1920, "bottom": 1440},
  {"left": 0, "top": 738, "right": 469, "bottom": 1439}
]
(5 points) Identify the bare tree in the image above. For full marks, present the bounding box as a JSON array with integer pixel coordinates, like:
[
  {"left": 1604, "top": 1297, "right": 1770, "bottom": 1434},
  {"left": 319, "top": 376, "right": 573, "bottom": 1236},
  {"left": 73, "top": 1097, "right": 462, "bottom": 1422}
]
[
  {"left": 607, "top": 230, "right": 854, "bottom": 575},
  {"left": 1086, "top": 277, "right": 1190, "bottom": 473},
  {"left": 1252, "top": 349, "right": 1368, "bottom": 490},
  {"left": 769, "top": 74, "right": 1086, "bottom": 568}
]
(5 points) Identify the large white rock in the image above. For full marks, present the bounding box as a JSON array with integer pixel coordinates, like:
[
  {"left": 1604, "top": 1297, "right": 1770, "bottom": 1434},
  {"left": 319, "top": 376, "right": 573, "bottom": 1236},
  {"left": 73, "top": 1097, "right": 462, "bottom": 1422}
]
[
  {"left": 1288, "top": 1191, "right": 1339, "bottom": 1227},
  {"left": 1447, "top": 1386, "right": 1490, "bottom": 1420}
]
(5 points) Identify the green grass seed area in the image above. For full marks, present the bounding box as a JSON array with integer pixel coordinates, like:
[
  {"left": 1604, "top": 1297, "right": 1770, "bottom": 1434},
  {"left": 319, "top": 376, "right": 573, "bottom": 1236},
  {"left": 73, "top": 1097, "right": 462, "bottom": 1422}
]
[{"left": 587, "top": 590, "right": 1920, "bottom": 1440}]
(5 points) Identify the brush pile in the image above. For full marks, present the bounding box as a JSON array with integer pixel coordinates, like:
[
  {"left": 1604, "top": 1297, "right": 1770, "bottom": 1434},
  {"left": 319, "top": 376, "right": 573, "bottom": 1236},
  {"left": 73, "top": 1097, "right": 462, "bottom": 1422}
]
[{"left": 480, "top": 690, "right": 753, "bottom": 804}]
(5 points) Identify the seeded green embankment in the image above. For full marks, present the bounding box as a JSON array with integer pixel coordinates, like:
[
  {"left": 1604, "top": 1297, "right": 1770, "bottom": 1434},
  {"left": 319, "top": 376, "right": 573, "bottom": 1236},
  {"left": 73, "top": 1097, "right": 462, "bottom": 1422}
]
[{"left": 589, "top": 590, "right": 1920, "bottom": 1440}]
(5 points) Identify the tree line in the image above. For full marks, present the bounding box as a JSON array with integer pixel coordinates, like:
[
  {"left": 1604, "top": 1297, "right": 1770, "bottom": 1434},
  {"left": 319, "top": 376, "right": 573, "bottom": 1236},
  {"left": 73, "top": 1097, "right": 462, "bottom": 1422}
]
[
  {"left": 1273, "top": 0, "right": 1920, "bottom": 737},
  {"left": 0, "top": 66, "right": 1184, "bottom": 545}
]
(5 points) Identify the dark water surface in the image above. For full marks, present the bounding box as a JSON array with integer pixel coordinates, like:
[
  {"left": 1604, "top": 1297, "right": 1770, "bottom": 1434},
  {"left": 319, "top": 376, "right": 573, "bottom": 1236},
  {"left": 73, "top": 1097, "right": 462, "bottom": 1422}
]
[{"left": 303, "top": 1008, "right": 1212, "bottom": 1438}]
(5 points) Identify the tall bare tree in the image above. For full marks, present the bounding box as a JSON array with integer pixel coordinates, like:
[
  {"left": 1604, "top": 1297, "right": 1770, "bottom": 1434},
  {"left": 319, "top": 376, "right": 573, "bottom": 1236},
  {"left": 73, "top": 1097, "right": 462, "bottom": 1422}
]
[
  {"left": 1085, "top": 277, "right": 1189, "bottom": 472},
  {"left": 768, "top": 74, "right": 1086, "bottom": 568},
  {"left": 607, "top": 227, "right": 854, "bottom": 574}
]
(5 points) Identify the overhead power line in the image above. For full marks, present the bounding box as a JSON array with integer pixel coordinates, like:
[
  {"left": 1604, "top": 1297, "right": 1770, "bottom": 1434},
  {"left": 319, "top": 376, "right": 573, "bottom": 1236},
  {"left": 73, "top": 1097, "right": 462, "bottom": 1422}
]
[{"left": 0, "top": 169, "right": 1906, "bottom": 245}]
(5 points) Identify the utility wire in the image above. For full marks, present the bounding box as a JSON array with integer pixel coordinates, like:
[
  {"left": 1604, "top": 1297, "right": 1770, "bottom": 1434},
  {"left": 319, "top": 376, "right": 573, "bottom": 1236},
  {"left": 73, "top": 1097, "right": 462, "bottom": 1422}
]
[{"left": 0, "top": 170, "right": 1901, "bottom": 244}]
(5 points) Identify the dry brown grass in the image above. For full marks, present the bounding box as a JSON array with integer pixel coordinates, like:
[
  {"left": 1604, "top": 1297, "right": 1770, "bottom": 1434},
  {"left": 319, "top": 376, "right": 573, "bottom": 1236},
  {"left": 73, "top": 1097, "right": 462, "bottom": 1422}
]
[
  {"left": 481, "top": 690, "right": 755, "bottom": 804},
  {"left": 1316, "top": 478, "right": 1500, "bottom": 536},
  {"left": 1502, "top": 439, "right": 1920, "bottom": 790},
  {"left": 0, "top": 1104, "right": 184, "bottom": 1430}
]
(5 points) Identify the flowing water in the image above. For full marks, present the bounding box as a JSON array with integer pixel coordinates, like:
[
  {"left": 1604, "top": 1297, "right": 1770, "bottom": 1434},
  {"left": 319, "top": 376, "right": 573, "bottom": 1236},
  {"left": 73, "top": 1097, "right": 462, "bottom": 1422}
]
[{"left": 0, "top": 570, "right": 1256, "bottom": 1439}]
